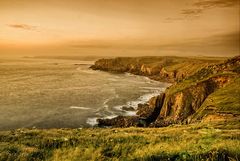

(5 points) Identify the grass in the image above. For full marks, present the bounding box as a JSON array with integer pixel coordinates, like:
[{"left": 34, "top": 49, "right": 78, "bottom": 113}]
[
  {"left": 190, "top": 77, "right": 240, "bottom": 122},
  {"left": 0, "top": 122, "right": 240, "bottom": 161}
]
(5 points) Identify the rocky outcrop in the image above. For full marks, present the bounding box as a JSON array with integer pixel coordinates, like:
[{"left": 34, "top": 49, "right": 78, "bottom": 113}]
[
  {"left": 140, "top": 93, "right": 165, "bottom": 123},
  {"left": 97, "top": 93, "right": 165, "bottom": 127},
  {"left": 140, "top": 64, "right": 161, "bottom": 75},
  {"left": 121, "top": 106, "right": 135, "bottom": 111},
  {"left": 97, "top": 116, "right": 140, "bottom": 127}
]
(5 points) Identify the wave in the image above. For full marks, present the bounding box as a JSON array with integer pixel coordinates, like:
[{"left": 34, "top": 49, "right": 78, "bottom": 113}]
[
  {"left": 86, "top": 115, "right": 118, "bottom": 126},
  {"left": 86, "top": 86, "right": 167, "bottom": 126},
  {"left": 69, "top": 106, "right": 90, "bottom": 110},
  {"left": 86, "top": 118, "right": 98, "bottom": 126},
  {"left": 124, "top": 111, "right": 137, "bottom": 116},
  {"left": 139, "top": 86, "right": 165, "bottom": 90},
  {"left": 76, "top": 67, "right": 98, "bottom": 74},
  {"left": 116, "top": 89, "right": 163, "bottom": 110},
  {"left": 107, "top": 78, "right": 118, "bottom": 81},
  {"left": 111, "top": 87, "right": 165, "bottom": 117}
]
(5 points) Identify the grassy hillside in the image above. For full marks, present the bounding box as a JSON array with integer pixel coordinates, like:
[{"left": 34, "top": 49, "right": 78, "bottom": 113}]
[
  {"left": 190, "top": 77, "right": 240, "bottom": 123},
  {"left": 0, "top": 122, "right": 240, "bottom": 161}
]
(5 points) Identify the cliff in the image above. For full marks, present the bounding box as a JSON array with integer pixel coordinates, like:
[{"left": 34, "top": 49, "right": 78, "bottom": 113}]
[
  {"left": 90, "top": 56, "right": 224, "bottom": 83},
  {"left": 154, "top": 56, "right": 240, "bottom": 126},
  {"left": 91, "top": 56, "right": 240, "bottom": 127}
]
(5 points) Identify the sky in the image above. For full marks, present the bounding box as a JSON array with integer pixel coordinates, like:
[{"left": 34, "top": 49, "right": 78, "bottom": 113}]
[{"left": 0, "top": 0, "right": 239, "bottom": 57}]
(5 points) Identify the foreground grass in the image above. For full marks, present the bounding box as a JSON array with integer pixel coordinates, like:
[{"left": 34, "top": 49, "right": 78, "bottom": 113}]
[{"left": 0, "top": 122, "right": 239, "bottom": 161}]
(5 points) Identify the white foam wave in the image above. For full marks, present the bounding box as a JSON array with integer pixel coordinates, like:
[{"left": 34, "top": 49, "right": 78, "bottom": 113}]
[
  {"left": 113, "top": 105, "right": 123, "bottom": 110},
  {"left": 124, "top": 72, "right": 134, "bottom": 77},
  {"left": 77, "top": 67, "right": 98, "bottom": 74},
  {"left": 86, "top": 118, "right": 98, "bottom": 126},
  {"left": 70, "top": 106, "right": 90, "bottom": 110},
  {"left": 124, "top": 111, "right": 137, "bottom": 116},
  {"left": 104, "top": 115, "right": 118, "bottom": 119},
  {"left": 140, "top": 87, "right": 165, "bottom": 90},
  {"left": 112, "top": 88, "right": 164, "bottom": 116},
  {"left": 107, "top": 78, "right": 118, "bottom": 81},
  {"left": 127, "top": 90, "right": 162, "bottom": 108},
  {"left": 86, "top": 115, "right": 118, "bottom": 126}
]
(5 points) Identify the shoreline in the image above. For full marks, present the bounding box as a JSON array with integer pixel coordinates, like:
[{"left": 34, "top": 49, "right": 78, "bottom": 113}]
[
  {"left": 85, "top": 71, "right": 170, "bottom": 127},
  {"left": 91, "top": 71, "right": 171, "bottom": 127}
]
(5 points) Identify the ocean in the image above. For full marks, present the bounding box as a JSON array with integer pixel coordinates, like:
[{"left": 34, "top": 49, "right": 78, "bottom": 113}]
[{"left": 0, "top": 58, "right": 169, "bottom": 130}]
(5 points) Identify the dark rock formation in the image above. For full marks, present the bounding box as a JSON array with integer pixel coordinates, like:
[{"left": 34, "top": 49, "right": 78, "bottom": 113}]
[
  {"left": 137, "top": 93, "right": 165, "bottom": 124},
  {"left": 121, "top": 106, "right": 135, "bottom": 111},
  {"left": 97, "top": 116, "right": 140, "bottom": 127}
]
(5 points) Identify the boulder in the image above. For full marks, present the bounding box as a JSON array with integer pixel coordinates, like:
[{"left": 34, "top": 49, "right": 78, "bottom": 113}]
[
  {"left": 121, "top": 106, "right": 135, "bottom": 111},
  {"left": 97, "top": 116, "right": 140, "bottom": 127}
]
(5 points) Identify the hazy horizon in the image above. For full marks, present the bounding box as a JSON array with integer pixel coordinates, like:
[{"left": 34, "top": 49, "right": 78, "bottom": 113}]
[{"left": 0, "top": 0, "right": 239, "bottom": 57}]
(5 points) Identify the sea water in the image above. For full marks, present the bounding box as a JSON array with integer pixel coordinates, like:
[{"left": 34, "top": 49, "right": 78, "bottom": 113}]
[{"left": 0, "top": 58, "right": 169, "bottom": 130}]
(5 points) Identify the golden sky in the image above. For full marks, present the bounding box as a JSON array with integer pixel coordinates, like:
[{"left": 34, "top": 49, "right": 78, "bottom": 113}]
[{"left": 0, "top": 0, "right": 239, "bottom": 57}]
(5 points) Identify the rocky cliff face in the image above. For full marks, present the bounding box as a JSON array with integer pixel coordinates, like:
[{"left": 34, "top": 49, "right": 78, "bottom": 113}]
[
  {"left": 90, "top": 57, "right": 223, "bottom": 83},
  {"left": 91, "top": 56, "right": 240, "bottom": 127},
  {"left": 154, "top": 75, "right": 233, "bottom": 127}
]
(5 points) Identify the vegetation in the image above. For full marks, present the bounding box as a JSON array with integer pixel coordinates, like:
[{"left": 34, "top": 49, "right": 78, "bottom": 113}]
[
  {"left": 0, "top": 121, "right": 240, "bottom": 161},
  {"left": 190, "top": 77, "right": 240, "bottom": 122}
]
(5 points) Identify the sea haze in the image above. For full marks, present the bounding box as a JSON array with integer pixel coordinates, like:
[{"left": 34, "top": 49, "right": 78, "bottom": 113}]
[{"left": 0, "top": 58, "right": 169, "bottom": 130}]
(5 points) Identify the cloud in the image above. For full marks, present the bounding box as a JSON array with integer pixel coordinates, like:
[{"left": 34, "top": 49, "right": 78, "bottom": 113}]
[
  {"left": 155, "top": 31, "right": 240, "bottom": 56},
  {"left": 165, "top": 0, "right": 239, "bottom": 22},
  {"left": 181, "top": 8, "right": 203, "bottom": 17},
  {"left": 193, "top": 0, "right": 238, "bottom": 9},
  {"left": 7, "top": 24, "right": 37, "bottom": 31},
  {"left": 181, "top": 0, "right": 238, "bottom": 17},
  {"left": 164, "top": 17, "right": 184, "bottom": 23}
]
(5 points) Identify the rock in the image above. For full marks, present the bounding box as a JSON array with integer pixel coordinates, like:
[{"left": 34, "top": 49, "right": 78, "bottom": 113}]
[
  {"left": 136, "top": 93, "right": 165, "bottom": 119},
  {"left": 140, "top": 64, "right": 161, "bottom": 75},
  {"left": 97, "top": 116, "right": 140, "bottom": 127},
  {"left": 121, "top": 106, "right": 135, "bottom": 111},
  {"left": 145, "top": 93, "right": 165, "bottom": 124},
  {"left": 137, "top": 103, "right": 152, "bottom": 117},
  {"left": 136, "top": 93, "right": 165, "bottom": 125}
]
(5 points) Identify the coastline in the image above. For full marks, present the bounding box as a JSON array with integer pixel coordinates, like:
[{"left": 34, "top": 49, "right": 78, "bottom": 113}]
[
  {"left": 89, "top": 63, "right": 172, "bottom": 127},
  {"left": 85, "top": 71, "right": 170, "bottom": 127}
]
